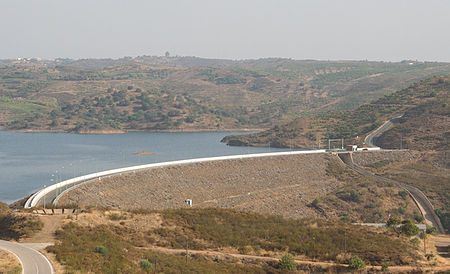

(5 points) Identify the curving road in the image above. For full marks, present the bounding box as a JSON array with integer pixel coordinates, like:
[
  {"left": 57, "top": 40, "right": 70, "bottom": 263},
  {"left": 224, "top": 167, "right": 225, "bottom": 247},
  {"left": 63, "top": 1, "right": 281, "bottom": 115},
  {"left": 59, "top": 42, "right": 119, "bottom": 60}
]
[
  {"left": 347, "top": 162, "right": 445, "bottom": 233},
  {"left": 364, "top": 115, "right": 403, "bottom": 147},
  {"left": 0, "top": 240, "right": 53, "bottom": 274}
]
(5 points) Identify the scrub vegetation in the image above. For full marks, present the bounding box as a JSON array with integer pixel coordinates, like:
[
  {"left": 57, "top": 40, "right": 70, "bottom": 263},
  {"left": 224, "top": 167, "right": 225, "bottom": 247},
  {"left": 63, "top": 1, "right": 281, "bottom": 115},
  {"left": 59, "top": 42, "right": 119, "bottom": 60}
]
[
  {"left": 0, "top": 202, "right": 42, "bottom": 240},
  {"left": 46, "top": 208, "right": 420, "bottom": 273},
  {"left": 223, "top": 75, "right": 449, "bottom": 149},
  {"left": 1, "top": 57, "right": 449, "bottom": 133}
]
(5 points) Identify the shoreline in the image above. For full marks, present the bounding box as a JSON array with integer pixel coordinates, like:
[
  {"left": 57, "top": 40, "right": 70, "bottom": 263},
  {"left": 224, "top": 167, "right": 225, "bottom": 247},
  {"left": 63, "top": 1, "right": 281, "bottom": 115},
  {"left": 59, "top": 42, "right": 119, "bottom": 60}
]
[{"left": 0, "top": 128, "right": 266, "bottom": 135}]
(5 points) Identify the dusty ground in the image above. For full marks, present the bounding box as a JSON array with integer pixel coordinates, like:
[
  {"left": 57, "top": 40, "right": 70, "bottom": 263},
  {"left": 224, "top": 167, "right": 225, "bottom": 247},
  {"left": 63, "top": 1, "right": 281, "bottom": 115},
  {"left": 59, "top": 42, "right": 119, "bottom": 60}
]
[
  {"left": 0, "top": 250, "right": 21, "bottom": 274},
  {"left": 59, "top": 153, "right": 341, "bottom": 219},
  {"left": 20, "top": 213, "right": 65, "bottom": 243}
]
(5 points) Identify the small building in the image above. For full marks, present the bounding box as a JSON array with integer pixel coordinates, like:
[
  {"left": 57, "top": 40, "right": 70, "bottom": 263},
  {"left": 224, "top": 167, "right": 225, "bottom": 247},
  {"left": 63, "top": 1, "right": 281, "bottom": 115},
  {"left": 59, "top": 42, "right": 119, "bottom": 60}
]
[
  {"left": 185, "top": 199, "right": 192, "bottom": 207},
  {"left": 346, "top": 145, "right": 357, "bottom": 151}
]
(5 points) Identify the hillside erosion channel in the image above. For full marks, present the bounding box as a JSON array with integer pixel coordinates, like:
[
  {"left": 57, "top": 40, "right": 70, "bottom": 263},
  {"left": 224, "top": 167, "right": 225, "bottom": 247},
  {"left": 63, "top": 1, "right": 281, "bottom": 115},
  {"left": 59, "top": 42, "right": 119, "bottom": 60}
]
[{"left": 57, "top": 150, "right": 419, "bottom": 220}]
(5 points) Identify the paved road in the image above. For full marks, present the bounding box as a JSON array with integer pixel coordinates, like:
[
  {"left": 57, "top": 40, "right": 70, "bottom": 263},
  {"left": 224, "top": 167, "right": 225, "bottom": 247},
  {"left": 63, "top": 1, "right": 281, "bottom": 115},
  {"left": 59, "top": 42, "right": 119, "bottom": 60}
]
[
  {"left": 0, "top": 240, "right": 53, "bottom": 274},
  {"left": 364, "top": 116, "right": 402, "bottom": 147},
  {"left": 338, "top": 154, "right": 445, "bottom": 234}
]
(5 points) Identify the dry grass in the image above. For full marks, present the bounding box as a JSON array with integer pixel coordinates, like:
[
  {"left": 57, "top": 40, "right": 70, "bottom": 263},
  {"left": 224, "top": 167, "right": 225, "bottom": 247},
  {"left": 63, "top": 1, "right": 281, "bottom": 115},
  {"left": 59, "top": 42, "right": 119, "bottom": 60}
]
[{"left": 0, "top": 250, "right": 21, "bottom": 274}]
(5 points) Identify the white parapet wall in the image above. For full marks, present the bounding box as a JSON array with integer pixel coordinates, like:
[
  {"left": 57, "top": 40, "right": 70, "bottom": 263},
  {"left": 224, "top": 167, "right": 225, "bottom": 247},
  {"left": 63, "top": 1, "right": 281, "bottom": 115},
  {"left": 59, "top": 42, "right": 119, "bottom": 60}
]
[
  {"left": 24, "top": 149, "right": 327, "bottom": 208},
  {"left": 356, "top": 147, "right": 381, "bottom": 151}
]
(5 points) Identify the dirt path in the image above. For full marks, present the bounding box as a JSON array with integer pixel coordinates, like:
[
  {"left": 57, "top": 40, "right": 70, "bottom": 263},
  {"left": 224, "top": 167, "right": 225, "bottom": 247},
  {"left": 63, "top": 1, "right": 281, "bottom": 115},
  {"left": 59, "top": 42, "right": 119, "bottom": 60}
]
[
  {"left": 140, "top": 245, "right": 450, "bottom": 272},
  {"left": 21, "top": 214, "right": 65, "bottom": 243}
]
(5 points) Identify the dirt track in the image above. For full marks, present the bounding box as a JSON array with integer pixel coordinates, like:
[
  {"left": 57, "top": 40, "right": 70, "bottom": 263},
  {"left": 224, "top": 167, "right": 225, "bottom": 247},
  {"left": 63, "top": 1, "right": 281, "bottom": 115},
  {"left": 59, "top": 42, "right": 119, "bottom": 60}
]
[{"left": 59, "top": 153, "right": 340, "bottom": 219}]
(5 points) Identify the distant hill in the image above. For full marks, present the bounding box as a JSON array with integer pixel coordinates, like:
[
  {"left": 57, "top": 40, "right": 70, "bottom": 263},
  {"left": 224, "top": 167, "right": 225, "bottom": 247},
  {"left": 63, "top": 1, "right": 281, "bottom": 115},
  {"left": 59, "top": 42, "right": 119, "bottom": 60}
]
[
  {"left": 222, "top": 75, "right": 450, "bottom": 150},
  {"left": 1, "top": 57, "right": 449, "bottom": 133}
]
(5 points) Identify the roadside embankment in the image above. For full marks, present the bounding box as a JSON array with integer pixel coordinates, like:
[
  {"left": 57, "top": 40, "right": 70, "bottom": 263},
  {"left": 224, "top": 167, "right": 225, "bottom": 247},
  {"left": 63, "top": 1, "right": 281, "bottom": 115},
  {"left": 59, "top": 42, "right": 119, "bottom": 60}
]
[
  {"left": 59, "top": 153, "right": 340, "bottom": 219},
  {"left": 351, "top": 150, "right": 420, "bottom": 166}
]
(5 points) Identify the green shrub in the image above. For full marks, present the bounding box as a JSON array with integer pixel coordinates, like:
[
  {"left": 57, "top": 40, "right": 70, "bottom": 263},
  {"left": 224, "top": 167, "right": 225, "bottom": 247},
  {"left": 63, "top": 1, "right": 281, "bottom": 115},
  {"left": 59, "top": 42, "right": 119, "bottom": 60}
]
[
  {"left": 139, "top": 259, "right": 154, "bottom": 271},
  {"left": 426, "top": 225, "right": 437, "bottom": 235},
  {"left": 349, "top": 189, "right": 360, "bottom": 202},
  {"left": 381, "top": 262, "right": 389, "bottom": 271},
  {"left": 278, "top": 254, "right": 296, "bottom": 271},
  {"left": 410, "top": 237, "right": 420, "bottom": 246},
  {"left": 94, "top": 245, "right": 108, "bottom": 257},
  {"left": 401, "top": 220, "right": 419, "bottom": 236},
  {"left": 348, "top": 257, "right": 366, "bottom": 270},
  {"left": 310, "top": 198, "right": 320, "bottom": 207},
  {"left": 386, "top": 217, "right": 401, "bottom": 227},
  {"left": 414, "top": 215, "right": 424, "bottom": 223},
  {"left": 398, "top": 190, "right": 409, "bottom": 200}
]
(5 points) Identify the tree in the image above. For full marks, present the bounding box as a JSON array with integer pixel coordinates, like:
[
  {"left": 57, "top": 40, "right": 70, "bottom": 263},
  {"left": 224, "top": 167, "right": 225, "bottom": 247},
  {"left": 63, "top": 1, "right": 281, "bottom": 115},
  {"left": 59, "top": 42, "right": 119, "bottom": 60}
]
[
  {"left": 401, "top": 220, "right": 419, "bottom": 236},
  {"left": 386, "top": 217, "right": 401, "bottom": 227},
  {"left": 348, "top": 257, "right": 366, "bottom": 270},
  {"left": 426, "top": 225, "right": 437, "bottom": 235},
  {"left": 387, "top": 216, "right": 402, "bottom": 236},
  {"left": 278, "top": 254, "right": 296, "bottom": 271}
]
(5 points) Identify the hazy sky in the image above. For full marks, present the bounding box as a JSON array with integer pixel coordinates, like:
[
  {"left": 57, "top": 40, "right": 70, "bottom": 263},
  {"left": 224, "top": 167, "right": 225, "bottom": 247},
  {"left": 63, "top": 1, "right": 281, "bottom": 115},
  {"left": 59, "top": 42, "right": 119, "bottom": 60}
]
[{"left": 1, "top": 0, "right": 449, "bottom": 61}]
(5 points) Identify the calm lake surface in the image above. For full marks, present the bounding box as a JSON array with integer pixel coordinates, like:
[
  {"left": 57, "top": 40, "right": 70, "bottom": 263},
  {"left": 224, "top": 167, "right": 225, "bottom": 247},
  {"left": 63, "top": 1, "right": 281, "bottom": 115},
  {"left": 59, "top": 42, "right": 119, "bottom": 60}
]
[{"left": 0, "top": 131, "right": 291, "bottom": 203}]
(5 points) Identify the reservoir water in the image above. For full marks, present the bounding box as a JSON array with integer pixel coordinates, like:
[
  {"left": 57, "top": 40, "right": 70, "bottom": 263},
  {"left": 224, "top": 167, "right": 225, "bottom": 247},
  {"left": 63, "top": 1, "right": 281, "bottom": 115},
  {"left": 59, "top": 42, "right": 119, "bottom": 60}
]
[{"left": 0, "top": 131, "right": 290, "bottom": 203}]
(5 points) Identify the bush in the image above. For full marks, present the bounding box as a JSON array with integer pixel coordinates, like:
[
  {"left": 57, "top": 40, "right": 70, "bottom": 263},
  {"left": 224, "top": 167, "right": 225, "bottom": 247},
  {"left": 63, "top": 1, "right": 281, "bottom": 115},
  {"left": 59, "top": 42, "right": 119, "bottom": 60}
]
[
  {"left": 410, "top": 237, "right": 420, "bottom": 246},
  {"left": 108, "top": 213, "right": 127, "bottom": 221},
  {"left": 398, "top": 190, "right": 409, "bottom": 200},
  {"left": 386, "top": 217, "right": 401, "bottom": 227},
  {"left": 381, "top": 262, "right": 389, "bottom": 271},
  {"left": 401, "top": 220, "right": 419, "bottom": 236},
  {"left": 349, "top": 189, "right": 360, "bottom": 202},
  {"left": 94, "top": 245, "right": 108, "bottom": 257},
  {"left": 414, "top": 215, "right": 424, "bottom": 223},
  {"left": 278, "top": 254, "right": 296, "bottom": 271},
  {"left": 348, "top": 257, "right": 366, "bottom": 270},
  {"left": 426, "top": 225, "right": 437, "bottom": 235},
  {"left": 140, "top": 259, "right": 154, "bottom": 271}
]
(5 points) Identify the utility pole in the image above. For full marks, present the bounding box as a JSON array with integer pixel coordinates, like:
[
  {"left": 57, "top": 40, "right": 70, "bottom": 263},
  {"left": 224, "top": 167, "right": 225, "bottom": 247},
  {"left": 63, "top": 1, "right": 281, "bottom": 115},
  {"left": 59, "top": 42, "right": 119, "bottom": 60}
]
[
  {"left": 423, "top": 232, "right": 427, "bottom": 254},
  {"left": 185, "top": 237, "right": 189, "bottom": 265},
  {"left": 344, "top": 230, "right": 347, "bottom": 254}
]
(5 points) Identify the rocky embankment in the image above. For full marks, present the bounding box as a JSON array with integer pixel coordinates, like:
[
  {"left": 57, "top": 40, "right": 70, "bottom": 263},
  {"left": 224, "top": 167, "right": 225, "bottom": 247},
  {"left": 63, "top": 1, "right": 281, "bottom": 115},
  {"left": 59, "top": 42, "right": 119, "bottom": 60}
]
[
  {"left": 59, "top": 154, "right": 341, "bottom": 219},
  {"left": 352, "top": 150, "right": 420, "bottom": 166}
]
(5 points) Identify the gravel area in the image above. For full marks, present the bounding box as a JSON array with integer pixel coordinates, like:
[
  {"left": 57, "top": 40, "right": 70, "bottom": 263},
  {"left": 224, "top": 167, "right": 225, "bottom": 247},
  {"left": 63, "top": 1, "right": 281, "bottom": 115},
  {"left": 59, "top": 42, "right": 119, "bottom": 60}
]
[{"left": 59, "top": 154, "right": 340, "bottom": 219}]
